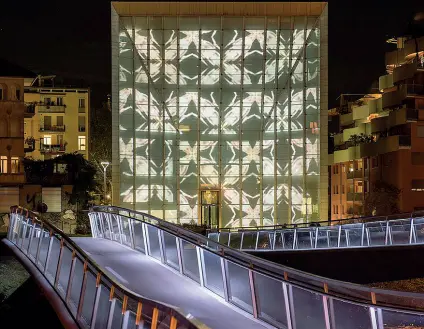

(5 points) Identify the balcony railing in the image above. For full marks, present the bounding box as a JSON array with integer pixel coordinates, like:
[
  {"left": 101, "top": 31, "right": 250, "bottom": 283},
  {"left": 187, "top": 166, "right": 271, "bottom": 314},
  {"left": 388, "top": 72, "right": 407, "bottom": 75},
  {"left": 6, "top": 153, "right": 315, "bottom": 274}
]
[
  {"left": 347, "top": 192, "right": 363, "bottom": 202},
  {"left": 24, "top": 104, "right": 35, "bottom": 117},
  {"left": 40, "top": 144, "right": 66, "bottom": 153},
  {"left": 78, "top": 126, "right": 86, "bottom": 132},
  {"left": 78, "top": 107, "right": 85, "bottom": 113},
  {"left": 39, "top": 125, "right": 65, "bottom": 132},
  {"left": 37, "top": 103, "right": 66, "bottom": 113},
  {"left": 347, "top": 170, "right": 363, "bottom": 179}
]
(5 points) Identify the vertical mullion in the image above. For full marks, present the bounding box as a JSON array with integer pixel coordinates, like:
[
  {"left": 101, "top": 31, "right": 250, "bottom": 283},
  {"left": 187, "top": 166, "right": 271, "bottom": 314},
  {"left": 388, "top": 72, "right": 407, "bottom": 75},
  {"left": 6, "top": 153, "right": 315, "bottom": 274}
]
[
  {"left": 218, "top": 16, "right": 223, "bottom": 228},
  {"left": 274, "top": 17, "right": 281, "bottom": 225},
  {"left": 116, "top": 215, "right": 124, "bottom": 245},
  {"left": 176, "top": 16, "right": 181, "bottom": 225},
  {"left": 259, "top": 17, "right": 268, "bottom": 226},
  {"left": 239, "top": 17, "right": 246, "bottom": 228},
  {"left": 302, "top": 16, "right": 308, "bottom": 222},
  {"left": 158, "top": 229, "right": 165, "bottom": 263},
  {"left": 162, "top": 18, "right": 166, "bottom": 222},
  {"left": 131, "top": 17, "right": 137, "bottom": 211},
  {"left": 35, "top": 223, "right": 44, "bottom": 265},
  {"left": 147, "top": 17, "right": 151, "bottom": 215},
  {"left": 27, "top": 222, "right": 36, "bottom": 254},
  {"left": 196, "top": 16, "right": 201, "bottom": 225},
  {"left": 142, "top": 221, "right": 149, "bottom": 254},
  {"left": 54, "top": 240, "right": 65, "bottom": 287},
  {"left": 19, "top": 218, "right": 29, "bottom": 249},
  {"left": 43, "top": 232, "right": 54, "bottom": 275},
  {"left": 106, "top": 298, "right": 117, "bottom": 329},
  {"left": 128, "top": 218, "right": 135, "bottom": 248},
  {"left": 288, "top": 17, "right": 294, "bottom": 224},
  {"left": 76, "top": 261, "right": 88, "bottom": 322}
]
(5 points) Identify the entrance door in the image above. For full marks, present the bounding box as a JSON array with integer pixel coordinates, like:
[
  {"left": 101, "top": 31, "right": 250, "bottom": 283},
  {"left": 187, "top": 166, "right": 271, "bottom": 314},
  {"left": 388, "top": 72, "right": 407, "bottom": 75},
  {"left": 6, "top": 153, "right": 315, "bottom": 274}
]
[{"left": 201, "top": 190, "right": 219, "bottom": 228}]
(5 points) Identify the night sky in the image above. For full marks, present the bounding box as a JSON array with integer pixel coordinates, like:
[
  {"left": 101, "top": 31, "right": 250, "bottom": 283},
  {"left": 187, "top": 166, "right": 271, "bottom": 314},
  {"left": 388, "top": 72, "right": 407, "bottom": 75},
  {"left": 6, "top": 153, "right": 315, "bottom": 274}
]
[{"left": 0, "top": 0, "right": 423, "bottom": 108}]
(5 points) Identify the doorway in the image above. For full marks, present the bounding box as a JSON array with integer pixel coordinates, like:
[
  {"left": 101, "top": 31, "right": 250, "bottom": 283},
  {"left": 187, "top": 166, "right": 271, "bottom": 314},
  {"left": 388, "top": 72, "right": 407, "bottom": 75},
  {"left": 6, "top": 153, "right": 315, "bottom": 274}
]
[{"left": 201, "top": 190, "right": 219, "bottom": 228}]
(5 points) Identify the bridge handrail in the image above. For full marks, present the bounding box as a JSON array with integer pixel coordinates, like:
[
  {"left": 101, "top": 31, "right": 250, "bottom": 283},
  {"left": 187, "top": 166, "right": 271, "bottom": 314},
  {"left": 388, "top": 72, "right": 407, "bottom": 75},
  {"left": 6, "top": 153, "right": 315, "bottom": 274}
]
[
  {"left": 207, "top": 210, "right": 424, "bottom": 233},
  {"left": 8, "top": 205, "right": 199, "bottom": 329},
  {"left": 90, "top": 205, "right": 424, "bottom": 314}
]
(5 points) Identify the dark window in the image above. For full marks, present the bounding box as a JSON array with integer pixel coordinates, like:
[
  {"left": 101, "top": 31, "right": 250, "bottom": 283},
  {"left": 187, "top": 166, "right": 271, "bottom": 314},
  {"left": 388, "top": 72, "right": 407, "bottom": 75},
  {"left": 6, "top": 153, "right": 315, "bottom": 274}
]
[
  {"left": 16, "top": 89, "right": 20, "bottom": 100},
  {"left": 0, "top": 88, "right": 3, "bottom": 100},
  {"left": 372, "top": 157, "right": 378, "bottom": 168}
]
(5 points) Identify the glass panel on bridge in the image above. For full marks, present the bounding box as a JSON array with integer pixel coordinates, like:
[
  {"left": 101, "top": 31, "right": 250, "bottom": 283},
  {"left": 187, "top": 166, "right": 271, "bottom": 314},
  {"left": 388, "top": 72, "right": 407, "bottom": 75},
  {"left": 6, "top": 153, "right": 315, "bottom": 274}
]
[
  {"left": 257, "top": 231, "right": 274, "bottom": 250},
  {"left": 254, "top": 272, "right": 288, "bottom": 327},
  {"left": 69, "top": 257, "right": 85, "bottom": 316},
  {"left": 241, "top": 232, "right": 257, "bottom": 249},
  {"left": 132, "top": 220, "right": 145, "bottom": 252},
  {"left": 181, "top": 240, "right": 200, "bottom": 283},
  {"left": 120, "top": 217, "right": 132, "bottom": 247},
  {"left": 226, "top": 261, "right": 253, "bottom": 313},
  {"left": 37, "top": 230, "right": 51, "bottom": 270},
  {"left": 45, "top": 237, "right": 61, "bottom": 284},
  {"left": 162, "top": 231, "right": 179, "bottom": 270},
  {"left": 57, "top": 246, "right": 73, "bottom": 297},
  {"left": 382, "top": 309, "right": 424, "bottom": 328},
  {"left": 202, "top": 250, "right": 225, "bottom": 298},
  {"left": 146, "top": 224, "right": 162, "bottom": 260},
  {"left": 80, "top": 271, "right": 97, "bottom": 327},
  {"left": 389, "top": 219, "right": 412, "bottom": 245},
  {"left": 291, "top": 286, "right": 327, "bottom": 329},
  {"left": 332, "top": 298, "right": 372, "bottom": 329},
  {"left": 228, "top": 232, "right": 243, "bottom": 249},
  {"left": 93, "top": 284, "right": 112, "bottom": 329},
  {"left": 218, "top": 232, "right": 230, "bottom": 246}
]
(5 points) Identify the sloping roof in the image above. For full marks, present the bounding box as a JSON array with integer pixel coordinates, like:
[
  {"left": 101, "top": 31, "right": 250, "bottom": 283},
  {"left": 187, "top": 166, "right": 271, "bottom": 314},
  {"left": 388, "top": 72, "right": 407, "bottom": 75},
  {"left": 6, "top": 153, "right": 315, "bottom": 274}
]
[{"left": 0, "top": 58, "right": 36, "bottom": 78}]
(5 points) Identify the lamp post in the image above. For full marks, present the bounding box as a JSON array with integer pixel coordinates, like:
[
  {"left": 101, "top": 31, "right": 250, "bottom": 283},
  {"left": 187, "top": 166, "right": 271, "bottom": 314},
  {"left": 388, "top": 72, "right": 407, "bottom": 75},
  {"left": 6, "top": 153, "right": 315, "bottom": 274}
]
[{"left": 101, "top": 161, "right": 110, "bottom": 204}]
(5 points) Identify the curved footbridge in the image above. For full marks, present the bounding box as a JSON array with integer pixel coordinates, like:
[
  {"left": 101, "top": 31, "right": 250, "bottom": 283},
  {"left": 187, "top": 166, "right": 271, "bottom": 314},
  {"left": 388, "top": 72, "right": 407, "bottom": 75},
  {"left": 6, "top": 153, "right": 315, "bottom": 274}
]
[{"left": 3, "top": 205, "right": 424, "bottom": 329}]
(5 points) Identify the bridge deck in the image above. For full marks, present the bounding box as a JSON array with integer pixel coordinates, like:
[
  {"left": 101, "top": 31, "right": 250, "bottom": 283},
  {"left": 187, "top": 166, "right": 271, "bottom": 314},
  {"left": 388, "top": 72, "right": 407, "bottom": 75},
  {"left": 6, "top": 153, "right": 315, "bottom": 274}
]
[{"left": 72, "top": 237, "right": 268, "bottom": 329}]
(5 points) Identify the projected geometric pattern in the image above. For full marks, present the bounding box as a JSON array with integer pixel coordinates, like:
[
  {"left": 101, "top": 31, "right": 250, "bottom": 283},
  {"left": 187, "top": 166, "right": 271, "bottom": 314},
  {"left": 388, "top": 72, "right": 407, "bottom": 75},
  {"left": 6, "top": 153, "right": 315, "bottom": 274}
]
[{"left": 118, "top": 16, "right": 321, "bottom": 227}]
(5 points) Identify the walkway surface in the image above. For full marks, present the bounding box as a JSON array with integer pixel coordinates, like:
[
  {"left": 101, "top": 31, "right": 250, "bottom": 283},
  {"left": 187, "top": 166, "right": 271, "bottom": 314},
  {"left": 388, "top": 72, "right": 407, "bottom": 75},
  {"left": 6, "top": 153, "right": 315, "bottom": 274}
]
[{"left": 72, "top": 237, "right": 269, "bottom": 329}]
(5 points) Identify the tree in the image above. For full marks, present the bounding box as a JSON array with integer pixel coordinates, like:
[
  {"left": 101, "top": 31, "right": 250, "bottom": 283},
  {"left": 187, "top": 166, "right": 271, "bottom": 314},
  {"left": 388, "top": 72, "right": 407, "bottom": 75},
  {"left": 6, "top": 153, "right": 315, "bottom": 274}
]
[
  {"left": 90, "top": 100, "right": 112, "bottom": 203},
  {"left": 365, "top": 181, "right": 400, "bottom": 216}
]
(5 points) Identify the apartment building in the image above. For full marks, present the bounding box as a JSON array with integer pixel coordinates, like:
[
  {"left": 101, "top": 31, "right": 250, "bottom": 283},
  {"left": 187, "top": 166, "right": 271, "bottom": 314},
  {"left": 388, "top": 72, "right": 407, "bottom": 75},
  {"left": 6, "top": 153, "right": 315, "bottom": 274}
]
[
  {"left": 329, "top": 35, "right": 424, "bottom": 220},
  {"left": 24, "top": 76, "right": 90, "bottom": 160}
]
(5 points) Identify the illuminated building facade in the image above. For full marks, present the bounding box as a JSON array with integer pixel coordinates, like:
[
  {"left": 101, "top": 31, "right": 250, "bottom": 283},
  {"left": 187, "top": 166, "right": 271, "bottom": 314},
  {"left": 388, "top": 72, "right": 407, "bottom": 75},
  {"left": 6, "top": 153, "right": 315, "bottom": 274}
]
[{"left": 111, "top": 2, "right": 328, "bottom": 227}]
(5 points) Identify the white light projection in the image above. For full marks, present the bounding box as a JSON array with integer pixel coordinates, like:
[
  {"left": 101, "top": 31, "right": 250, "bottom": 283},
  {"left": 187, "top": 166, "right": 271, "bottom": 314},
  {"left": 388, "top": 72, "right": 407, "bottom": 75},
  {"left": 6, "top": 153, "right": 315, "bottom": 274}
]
[{"left": 117, "top": 16, "right": 321, "bottom": 227}]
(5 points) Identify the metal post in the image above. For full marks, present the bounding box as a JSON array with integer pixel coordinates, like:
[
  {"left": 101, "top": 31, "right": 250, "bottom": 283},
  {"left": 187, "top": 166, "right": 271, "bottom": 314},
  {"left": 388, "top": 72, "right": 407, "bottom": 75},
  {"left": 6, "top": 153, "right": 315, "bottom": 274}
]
[
  {"left": 314, "top": 227, "right": 319, "bottom": 248},
  {"left": 54, "top": 240, "right": 65, "bottom": 288},
  {"left": 282, "top": 283, "right": 293, "bottom": 329},
  {"left": 240, "top": 232, "right": 244, "bottom": 250},
  {"left": 292, "top": 229, "right": 297, "bottom": 249},
  {"left": 322, "top": 296, "right": 332, "bottom": 329},
  {"left": 141, "top": 222, "right": 149, "bottom": 254},
  {"left": 175, "top": 237, "right": 184, "bottom": 274},
  {"left": 35, "top": 225, "right": 45, "bottom": 266},
  {"left": 384, "top": 221, "right": 389, "bottom": 245},
  {"left": 220, "top": 258, "right": 229, "bottom": 302},
  {"left": 337, "top": 225, "right": 342, "bottom": 247},
  {"left": 361, "top": 223, "right": 365, "bottom": 246},
  {"left": 66, "top": 252, "right": 77, "bottom": 302},
  {"left": 106, "top": 299, "right": 116, "bottom": 329},
  {"left": 27, "top": 223, "right": 36, "bottom": 255},
  {"left": 248, "top": 269, "right": 258, "bottom": 318},
  {"left": 122, "top": 311, "right": 130, "bottom": 329},
  {"left": 158, "top": 229, "right": 165, "bottom": 263},
  {"left": 19, "top": 217, "right": 29, "bottom": 249},
  {"left": 44, "top": 234, "right": 54, "bottom": 274},
  {"left": 409, "top": 218, "right": 415, "bottom": 244},
  {"left": 128, "top": 218, "right": 135, "bottom": 249},
  {"left": 90, "top": 273, "right": 102, "bottom": 329},
  {"left": 196, "top": 246, "right": 205, "bottom": 287},
  {"left": 77, "top": 262, "right": 88, "bottom": 321},
  {"left": 144, "top": 223, "right": 151, "bottom": 256},
  {"left": 369, "top": 307, "right": 384, "bottom": 329},
  {"left": 116, "top": 215, "right": 123, "bottom": 245},
  {"left": 255, "top": 232, "right": 260, "bottom": 250}
]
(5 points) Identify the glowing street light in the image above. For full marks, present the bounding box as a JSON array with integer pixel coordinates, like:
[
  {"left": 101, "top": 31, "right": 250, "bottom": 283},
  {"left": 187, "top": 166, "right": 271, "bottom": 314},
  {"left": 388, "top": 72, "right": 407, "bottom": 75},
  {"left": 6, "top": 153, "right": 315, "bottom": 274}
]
[{"left": 101, "top": 161, "right": 110, "bottom": 204}]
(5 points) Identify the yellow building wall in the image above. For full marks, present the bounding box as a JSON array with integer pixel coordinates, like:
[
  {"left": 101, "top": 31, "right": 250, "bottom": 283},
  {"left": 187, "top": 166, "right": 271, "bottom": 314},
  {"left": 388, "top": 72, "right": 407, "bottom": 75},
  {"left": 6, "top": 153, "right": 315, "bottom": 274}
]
[{"left": 24, "top": 88, "right": 90, "bottom": 160}]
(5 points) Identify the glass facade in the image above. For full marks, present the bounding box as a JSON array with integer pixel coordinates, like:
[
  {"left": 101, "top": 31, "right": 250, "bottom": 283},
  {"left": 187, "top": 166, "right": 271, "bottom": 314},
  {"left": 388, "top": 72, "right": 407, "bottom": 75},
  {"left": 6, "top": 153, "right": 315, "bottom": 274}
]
[{"left": 114, "top": 11, "right": 326, "bottom": 227}]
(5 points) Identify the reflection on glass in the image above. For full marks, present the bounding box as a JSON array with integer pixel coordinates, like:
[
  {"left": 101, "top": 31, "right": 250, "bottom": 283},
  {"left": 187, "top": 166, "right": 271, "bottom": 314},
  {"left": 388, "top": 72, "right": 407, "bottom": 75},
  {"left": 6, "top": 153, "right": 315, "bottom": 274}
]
[
  {"left": 202, "top": 250, "right": 224, "bottom": 297},
  {"left": 226, "top": 261, "right": 253, "bottom": 313},
  {"left": 291, "top": 286, "right": 326, "bottom": 329}
]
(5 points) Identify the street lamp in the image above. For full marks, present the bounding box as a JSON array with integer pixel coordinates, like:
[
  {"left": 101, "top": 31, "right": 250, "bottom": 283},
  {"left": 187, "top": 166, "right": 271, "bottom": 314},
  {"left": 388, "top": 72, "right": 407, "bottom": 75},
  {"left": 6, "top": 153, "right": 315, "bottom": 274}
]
[{"left": 101, "top": 161, "right": 110, "bottom": 204}]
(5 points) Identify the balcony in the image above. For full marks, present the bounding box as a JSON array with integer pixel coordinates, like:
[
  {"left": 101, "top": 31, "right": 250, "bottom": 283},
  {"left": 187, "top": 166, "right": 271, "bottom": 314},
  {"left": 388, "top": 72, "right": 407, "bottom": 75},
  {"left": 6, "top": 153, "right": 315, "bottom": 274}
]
[
  {"left": 78, "top": 107, "right": 86, "bottom": 113},
  {"left": 39, "top": 125, "right": 66, "bottom": 132},
  {"left": 37, "top": 102, "right": 66, "bottom": 113},
  {"left": 333, "top": 145, "right": 362, "bottom": 163},
  {"left": 0, "top": 173, "right": 25, "bottom": 184},
  {"left": 24, "top": 103, "right": 36, "bottom": 118},
  {"left": 406, "top": 84, "right": 424, "bottom": 96},
  {"left": 347, "top": 170, "right": 363, "bottom": 180},
  {"left": 379, "top": 74, "right": 394, "bottom": 91},
  {"left": 393, "top": 62, "right": 417, "bottom": 84},
  {"left": 40, "top": 144, "right": 66, "bottom": 154},
  {"left": 347, "top": 192, "right": 363, "bottom": 202},
  {"left": 361, "top": 135, "right": 411, "bottom": 157},
  {"left": 78, "top": 126, "right": 86, "bottom": 132},
  {"left": 382, "top": 85, "right": 407, "bottom": 109},
  {"left": 340, "top": 112, "right": 353, "bottom": 126}
]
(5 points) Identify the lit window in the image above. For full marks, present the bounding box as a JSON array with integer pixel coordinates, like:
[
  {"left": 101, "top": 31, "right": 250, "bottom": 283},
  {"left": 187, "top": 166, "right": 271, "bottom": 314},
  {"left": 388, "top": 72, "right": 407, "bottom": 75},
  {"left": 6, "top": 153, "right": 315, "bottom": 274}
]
[
  {"left": 57, "top": 97, "right": 64, "bottom": 106},
  {"left": 11, "top": 157, "right": 19, "bottom": 173},
  {"left": 78, "top": 136, "right": 86, "bottom": 151},
  {"left": 43, "top": 135, "right": 52, "bottom": 145},
  {"left": 79, "top": 98, "right": 86, "bottom": 108},
  {"left": 0, "top": 156, "right": 7, "bottom": 173}
]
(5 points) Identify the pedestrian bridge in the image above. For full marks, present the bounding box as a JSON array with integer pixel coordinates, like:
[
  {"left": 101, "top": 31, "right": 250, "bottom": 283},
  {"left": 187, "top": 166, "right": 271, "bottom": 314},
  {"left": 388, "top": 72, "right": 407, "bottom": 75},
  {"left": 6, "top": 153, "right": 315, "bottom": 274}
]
[{"left": 3, "top": 206, "right": 424, "bottom": 329}]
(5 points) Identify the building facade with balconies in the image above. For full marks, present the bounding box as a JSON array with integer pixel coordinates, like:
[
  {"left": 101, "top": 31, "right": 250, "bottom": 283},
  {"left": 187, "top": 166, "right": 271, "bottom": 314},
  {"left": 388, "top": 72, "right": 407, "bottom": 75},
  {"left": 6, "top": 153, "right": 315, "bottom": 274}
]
[
  {"left": 23, "top": 76, "right": 90, "bottom": 160},
  {"left": 329, "top": 35, "right": 424, "bottom": 220}
]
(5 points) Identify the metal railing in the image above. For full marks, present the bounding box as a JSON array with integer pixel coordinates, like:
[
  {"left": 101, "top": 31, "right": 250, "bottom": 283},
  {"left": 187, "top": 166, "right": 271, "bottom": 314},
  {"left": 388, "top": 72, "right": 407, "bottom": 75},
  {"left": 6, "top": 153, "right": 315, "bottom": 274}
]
[
  {"left": 6, "top": 206, "right": 198, "bottom": 329},
  {"left": 207, "top": 212, "right": 424, "bottom": 252},
  {"left": 90, "top": 205, "right": 424, "bottom": 329}
]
